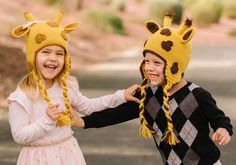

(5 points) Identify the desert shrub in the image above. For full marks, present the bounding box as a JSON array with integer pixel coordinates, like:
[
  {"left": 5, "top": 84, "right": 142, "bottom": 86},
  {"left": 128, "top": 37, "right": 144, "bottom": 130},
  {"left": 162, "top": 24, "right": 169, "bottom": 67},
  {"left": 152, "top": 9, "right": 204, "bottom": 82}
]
[
  {"left": 148, "top": 0, "right": 183, "bottom": 24},
  {"left": 43, "top": 0, "right": 61, "bottom": 6},
  {"left": 112, "top": 0, "right": 125, "bottom": 11},
  {"left": 222, "top": 0, "right": 236, "bottom": 19},
  {"left": 87, "top": 10, "right": 126, "bottom": 35},
  {"left": 229, "top": 28, "right": 236, "bottom": 37},
  {"left": 189, "top": 0, "right": 223, "bottom": 26},
  {"left": 182, "top": 0, "right": 196, "bottom": 8},
  {"left": 100, "top": 0, "right": 112, "bottom": 5}
]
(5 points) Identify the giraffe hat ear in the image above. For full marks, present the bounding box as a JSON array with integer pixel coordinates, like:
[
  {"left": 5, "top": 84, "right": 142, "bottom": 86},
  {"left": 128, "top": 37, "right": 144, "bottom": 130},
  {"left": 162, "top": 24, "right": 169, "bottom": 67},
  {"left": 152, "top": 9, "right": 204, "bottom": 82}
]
[
  {"left": 181, "top": 27, "right": 195, "bottom": 43},
  {"left": 12, "top": 25, "right": 30, "bottom": 37},
  {"left": 64, "top": 22, "right": 81, "bottom": 33},
  {"left": 145, "top": 20, "right": 161, "bottom": 34}
]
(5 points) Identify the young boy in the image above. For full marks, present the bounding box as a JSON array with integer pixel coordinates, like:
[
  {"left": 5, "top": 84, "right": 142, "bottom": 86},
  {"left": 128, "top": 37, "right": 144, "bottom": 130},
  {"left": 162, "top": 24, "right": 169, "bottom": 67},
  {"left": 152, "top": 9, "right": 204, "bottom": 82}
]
[{"left": 72, "top": 14, "right": 233, "bottom": 165}]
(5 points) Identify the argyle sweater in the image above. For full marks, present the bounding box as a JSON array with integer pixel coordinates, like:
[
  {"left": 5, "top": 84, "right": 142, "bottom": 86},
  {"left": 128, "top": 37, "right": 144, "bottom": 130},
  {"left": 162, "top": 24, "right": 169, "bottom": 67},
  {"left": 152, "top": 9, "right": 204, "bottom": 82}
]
[{"left": 83, "top": 82, "right": 233, "bottom": 165}]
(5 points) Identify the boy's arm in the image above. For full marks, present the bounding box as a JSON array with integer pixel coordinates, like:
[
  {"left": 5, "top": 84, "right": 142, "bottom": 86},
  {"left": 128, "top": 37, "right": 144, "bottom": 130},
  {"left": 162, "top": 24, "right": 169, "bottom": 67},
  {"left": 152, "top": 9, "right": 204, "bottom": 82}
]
[
  {"left": 197, "top": 88, "right": 233, "bottom": 136},
  {"left": 82, "top": 100, "right": 140, "bottom": 128}
]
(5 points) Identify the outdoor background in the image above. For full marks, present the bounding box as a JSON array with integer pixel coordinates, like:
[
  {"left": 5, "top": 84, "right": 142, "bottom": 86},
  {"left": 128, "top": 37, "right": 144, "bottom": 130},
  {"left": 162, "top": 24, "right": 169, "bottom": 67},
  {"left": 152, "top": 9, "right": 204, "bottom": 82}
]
[{"left": 0, "top": 0, "right": 236, "bottom": 165}]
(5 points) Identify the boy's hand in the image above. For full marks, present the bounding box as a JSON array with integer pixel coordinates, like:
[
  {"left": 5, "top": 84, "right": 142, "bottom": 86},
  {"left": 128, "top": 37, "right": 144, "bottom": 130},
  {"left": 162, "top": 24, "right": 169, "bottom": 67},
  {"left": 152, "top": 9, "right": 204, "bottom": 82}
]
[
  {"left": 124, "top": 84, "right": 141, "bottom": 103},
  {"left": 46, "top": 104, "right": 60, "bottom": 121},
  {"left": 71, "top": 109, "right": 85, "bottom": 128},
  {"left": 212, "top": 128, "right": 230, "bottom": 145}
]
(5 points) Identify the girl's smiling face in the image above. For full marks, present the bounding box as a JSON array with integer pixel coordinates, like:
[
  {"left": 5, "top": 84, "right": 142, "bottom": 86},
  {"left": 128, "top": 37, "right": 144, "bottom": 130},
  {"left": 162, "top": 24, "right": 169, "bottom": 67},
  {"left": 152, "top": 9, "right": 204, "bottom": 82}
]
[
  {"left": 36, "top": 45, "right": 65, "bottom": 86},
  {"left": 144, "top": 52, "right": 165, "bottom": 86}
]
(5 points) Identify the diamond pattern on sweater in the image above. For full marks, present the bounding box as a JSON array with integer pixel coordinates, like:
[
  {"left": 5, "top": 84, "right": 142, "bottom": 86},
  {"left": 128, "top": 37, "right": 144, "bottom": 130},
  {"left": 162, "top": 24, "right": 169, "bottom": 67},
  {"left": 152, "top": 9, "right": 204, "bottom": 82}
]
[
  {"left": 188, "top": 83, "right": 199, "bottom": 91},
  {"left": 182, "top": 148, "right": 200, "bottom": 165},
  {"left": 179, "top": 120, "right": 198, "bottom": 146},
  {"left": 169, "top": 99, "right": 178, "bottom": 116},
  {"left": 179, "top": 92, "right": 198, "bottom": 118},
  {"left": 153, "top": 122, "right": 163, "bottom": 145},
  {"left": 146, "top": 96, "right": 161, "bottom": 119},
  {"left": 167, "top": 149, "right": 182, "bottom": 165}
]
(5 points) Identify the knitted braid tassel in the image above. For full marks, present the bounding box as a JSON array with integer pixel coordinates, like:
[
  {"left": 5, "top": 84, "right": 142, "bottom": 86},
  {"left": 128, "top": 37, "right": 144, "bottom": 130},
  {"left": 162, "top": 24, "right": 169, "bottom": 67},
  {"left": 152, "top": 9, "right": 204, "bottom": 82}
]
[
  {"left": 138, "top": 79, "right": 156, "bottom": 138},
  {"left": 56, "top": 111, "right": 72, "bottom": 127},
  {"left": 161, "top": 84, "right": 180, "bottom": 145},
  {"left": 161, "top": 110, "right": 180, "bottom": 145},
  {"left": 139, "top": 116, "right": 156, "bottom": 138},
  {"left": 56, "top": 69, "right": 73, "bottom": 127}
]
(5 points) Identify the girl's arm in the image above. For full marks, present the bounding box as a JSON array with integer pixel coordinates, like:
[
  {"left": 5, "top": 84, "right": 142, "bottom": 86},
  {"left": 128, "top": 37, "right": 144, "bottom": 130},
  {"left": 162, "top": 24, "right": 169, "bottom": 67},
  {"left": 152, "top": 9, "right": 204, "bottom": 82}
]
[
  {"left": 8, "top": 101, "right": 56, "bottom": 145},
  {"left": 69, "top": 76, "right": 140, "bottom": 115}
]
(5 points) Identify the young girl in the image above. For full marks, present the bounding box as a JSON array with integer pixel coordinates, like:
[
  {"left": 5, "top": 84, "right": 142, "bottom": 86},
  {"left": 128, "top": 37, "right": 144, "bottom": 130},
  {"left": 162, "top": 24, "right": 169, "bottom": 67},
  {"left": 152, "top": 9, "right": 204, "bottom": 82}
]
[
  {"left": 8, "top": 11, "right": 140, "bottom": 165},
  {"left": 73, "top": 14, "right": 233, "bottom": 165}
]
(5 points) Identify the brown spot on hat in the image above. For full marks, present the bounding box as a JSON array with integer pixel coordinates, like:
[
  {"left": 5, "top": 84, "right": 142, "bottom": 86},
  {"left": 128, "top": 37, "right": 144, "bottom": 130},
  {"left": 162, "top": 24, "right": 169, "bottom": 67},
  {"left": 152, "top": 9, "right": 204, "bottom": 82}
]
[
  {"left": 170, "top": 62, "right": 179, "bottom": 74},
  {"left": 35, "top": 33, "right": 46, "bottom": 43},
  {"left": 161, "top": 40, "right": 173, "bottom": 52},
  {"left": 160, "top": 28, "right": 171, "bottom": 36}
]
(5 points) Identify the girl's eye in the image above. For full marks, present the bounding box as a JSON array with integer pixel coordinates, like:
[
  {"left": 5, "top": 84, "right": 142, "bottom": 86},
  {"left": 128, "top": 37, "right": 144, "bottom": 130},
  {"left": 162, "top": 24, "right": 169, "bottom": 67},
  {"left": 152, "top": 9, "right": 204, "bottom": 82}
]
[
  {"left": 57, "top": 52, "right": 65, "bottom": 56},
  {"left": 42, "top": 51, "right": 50, "bottom": 54}
]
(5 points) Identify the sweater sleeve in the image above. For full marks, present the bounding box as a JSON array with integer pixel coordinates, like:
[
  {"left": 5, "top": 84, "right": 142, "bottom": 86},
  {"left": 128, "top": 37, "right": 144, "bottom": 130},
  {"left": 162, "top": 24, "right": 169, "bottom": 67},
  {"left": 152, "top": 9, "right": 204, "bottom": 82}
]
[
  {"left": 68, "top": 76, "right": 126, "bottom": 115},
  {"left": 8, "top": 101, "right": 56, "bottom": 145},
  {"left": 83, "top": 99, "right": 140, "bottom": 128},
  {"left": 197, "top": 88, "right": 233, "bottom": 136}
]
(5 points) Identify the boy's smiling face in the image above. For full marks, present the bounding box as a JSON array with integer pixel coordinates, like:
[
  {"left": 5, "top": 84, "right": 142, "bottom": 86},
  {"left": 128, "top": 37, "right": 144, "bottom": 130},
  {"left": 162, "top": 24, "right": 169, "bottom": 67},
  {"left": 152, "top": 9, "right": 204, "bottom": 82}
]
[
  {"left": 36, "top": 45, "right": 65, "bottom": 84},
  {"left": 144, "top": 52, "right": 165, "bottom": 86}
]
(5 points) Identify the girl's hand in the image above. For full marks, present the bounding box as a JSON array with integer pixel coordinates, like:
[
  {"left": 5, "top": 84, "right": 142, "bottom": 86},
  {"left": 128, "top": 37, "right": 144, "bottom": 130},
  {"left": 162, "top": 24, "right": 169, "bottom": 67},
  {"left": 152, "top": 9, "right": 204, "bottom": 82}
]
[
  {"left": 71, "top": 110, "right": 85, "bottom": 128},
  {"left": 212, "top": 128, "right": 230, "bottom": 145},
  {"left": 46, "top": 104, "right": 60, "bottom": 121},
  {"left": 124, "top": 84, "right": 141, "bottom": 103}
]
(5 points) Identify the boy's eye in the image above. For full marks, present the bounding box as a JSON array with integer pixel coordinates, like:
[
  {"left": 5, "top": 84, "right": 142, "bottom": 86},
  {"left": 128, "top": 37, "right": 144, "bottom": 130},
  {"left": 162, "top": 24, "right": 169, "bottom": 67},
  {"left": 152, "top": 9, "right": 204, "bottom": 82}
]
[
  {"left": 144, "top": 59, "right": 150, "bottom": 63},
  {"left": 154, "top": 61, "right": 164, "bottom": 66}
]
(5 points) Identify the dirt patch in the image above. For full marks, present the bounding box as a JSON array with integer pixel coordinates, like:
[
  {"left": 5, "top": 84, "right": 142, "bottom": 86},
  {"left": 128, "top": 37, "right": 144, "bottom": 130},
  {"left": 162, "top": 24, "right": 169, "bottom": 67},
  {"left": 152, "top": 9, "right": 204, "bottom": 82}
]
[{"left": 0, "top": 45, "right": 27, "bottom": 99}]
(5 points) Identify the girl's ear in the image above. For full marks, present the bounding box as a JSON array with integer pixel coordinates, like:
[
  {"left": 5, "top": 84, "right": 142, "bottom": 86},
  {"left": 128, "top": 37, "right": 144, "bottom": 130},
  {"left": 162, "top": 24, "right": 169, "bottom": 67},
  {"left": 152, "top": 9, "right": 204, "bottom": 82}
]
[
  {"left": 64, "top": 22, "right": 81, "bottom": 33},
  {"left": 12, "top": 25, "right": 30, "bottom": 37},
  {"left": 181, "top": 27, "right": 195, "bottom": 43},
  {"left": 145, "top": 20, "right": 161, "bottom": 34}
]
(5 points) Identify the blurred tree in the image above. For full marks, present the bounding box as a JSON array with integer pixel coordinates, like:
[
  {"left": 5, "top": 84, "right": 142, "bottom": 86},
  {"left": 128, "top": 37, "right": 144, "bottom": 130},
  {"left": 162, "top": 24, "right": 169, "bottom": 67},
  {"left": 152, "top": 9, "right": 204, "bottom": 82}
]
[
  {"left": 148, "top": 0, "right": 183, "bottom": 24},
  {"left": 77, "top": 0, "right": 83, "bottom": 10},
  {"left": 223, "top": 0, "right": 236, "bottom": 19},
  {"left": 189, "top": 0, "right": 223, "bottom": 26},
  {"left": 112, "top": 0, "right": 126, "bottom": 12},
  {"left": 87, "top": 10, "right": 126, "bottom": 35}
]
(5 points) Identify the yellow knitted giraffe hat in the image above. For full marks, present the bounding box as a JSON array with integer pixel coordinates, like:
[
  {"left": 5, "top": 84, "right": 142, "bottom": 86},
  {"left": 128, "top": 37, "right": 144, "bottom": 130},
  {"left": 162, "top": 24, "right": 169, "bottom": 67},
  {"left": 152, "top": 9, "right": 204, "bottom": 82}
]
[
  {"left": 12, "top": 11, "right": 80, "bottom": 127},
  {"left": 139, "top": 14, "right": 195, "bottom": 145}
]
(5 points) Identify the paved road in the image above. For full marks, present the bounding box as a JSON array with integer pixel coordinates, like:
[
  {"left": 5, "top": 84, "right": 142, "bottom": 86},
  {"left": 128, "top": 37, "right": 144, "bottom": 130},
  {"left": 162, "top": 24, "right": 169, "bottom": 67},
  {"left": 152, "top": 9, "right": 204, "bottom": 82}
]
[{"left": 0, "top": 45, "right": 235, "bottom": 165}]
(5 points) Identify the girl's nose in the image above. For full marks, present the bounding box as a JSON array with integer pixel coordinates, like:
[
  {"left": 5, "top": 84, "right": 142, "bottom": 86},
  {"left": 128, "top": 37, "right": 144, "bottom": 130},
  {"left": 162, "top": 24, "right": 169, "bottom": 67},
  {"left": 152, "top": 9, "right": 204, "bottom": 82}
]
[{"left": 48, "top": 53, "right": 57, "bottom": 61}]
